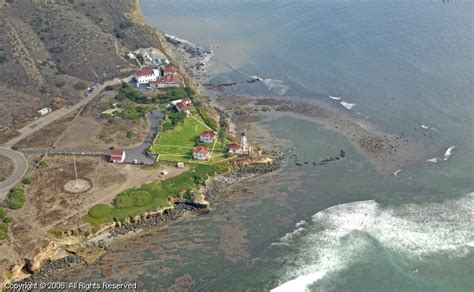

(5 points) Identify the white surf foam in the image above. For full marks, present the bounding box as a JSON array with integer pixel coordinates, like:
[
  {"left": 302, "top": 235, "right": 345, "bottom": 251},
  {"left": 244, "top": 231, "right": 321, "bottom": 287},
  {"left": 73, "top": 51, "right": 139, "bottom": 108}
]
[
  {"left": 426, "top": 157, "right": 440, "bottom": 163},
  {"left": 340, "top": 101, "right": 355, "bottom": 110},
  {"left": 393, "top": 169, "right": 401, "bottom": 177},
  {"left": 271, "top": 193, "right": 474, "bottom": 291},
  {"left": 249, "top": 75, "right": 289, "bottom": 95},
  {"left": 421, "top": 124, "right": 429, "bottom": 129},
  {"left": 271, "top": 271, "right": 327, "bottom": 292},
  {"left": 443, "top": 145, "right": 455, "bottom": 161},
  {"left": 328, "top": 96, "right": 341, "bottom": 101}
]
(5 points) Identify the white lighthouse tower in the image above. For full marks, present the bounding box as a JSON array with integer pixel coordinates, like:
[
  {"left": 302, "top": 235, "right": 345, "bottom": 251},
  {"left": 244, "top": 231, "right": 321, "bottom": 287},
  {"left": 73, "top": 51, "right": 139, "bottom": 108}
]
[{"left": 241, "top": 129, "right": 249, "bottom": 154}]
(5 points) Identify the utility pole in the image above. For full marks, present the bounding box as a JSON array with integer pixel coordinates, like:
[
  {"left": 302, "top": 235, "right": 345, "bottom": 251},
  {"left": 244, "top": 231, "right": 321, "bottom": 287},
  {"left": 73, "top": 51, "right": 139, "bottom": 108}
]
[{"left": 73, "top": 152, "right": 78, "bottom": 181}]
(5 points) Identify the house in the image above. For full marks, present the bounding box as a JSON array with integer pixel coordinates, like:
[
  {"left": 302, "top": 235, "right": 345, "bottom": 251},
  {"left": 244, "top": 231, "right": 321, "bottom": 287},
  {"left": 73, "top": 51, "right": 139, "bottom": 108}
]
[
  {"left": 109, "top": 150, "right": 126, "bottom": 163},
  {"left": 149, "top": 74, "right": 178, "bottom": 88},
  {"left": 172, "top": 98, "right": 192, "bottom": 115},
  {"left": 134, "top": 67, "right": 161, "bottom": 85},
  {"left": 163, "top": 66, "right": 177, "bottom": 76},
  {"left": 228, "top": 142, "right": 240, "bottom": 154},
  {"left": 175, "top": 101, "right": 190, "bottom": 114},
  {"left": 37, "top": 107, "right": 52, "bottom": 116},
  {"left": 199, "top": 130, "right": 216, "bottom": 143},
  {"left": 192, "top": 146, "right": 209, "bottom": 160}
]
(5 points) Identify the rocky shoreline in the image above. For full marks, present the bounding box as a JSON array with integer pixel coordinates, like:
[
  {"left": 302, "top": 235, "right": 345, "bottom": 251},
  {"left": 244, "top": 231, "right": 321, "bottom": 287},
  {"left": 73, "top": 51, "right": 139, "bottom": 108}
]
[{"left": 8, "top": 152, "right": 283, "bottom": 286}]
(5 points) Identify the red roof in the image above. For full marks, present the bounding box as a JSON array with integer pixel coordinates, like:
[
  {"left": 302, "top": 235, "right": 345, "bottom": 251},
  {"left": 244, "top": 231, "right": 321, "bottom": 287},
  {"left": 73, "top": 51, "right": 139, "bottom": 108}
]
[
  {"left": 164, "top": 66, "right": 177, "bottom": 75},
  {"left": 228, "top": 142, "right": 240, "bottom": 150},
  {"left": 200, "top": 130, "right": 215, "bottom": 138},
  {"left": 135, "top": 68, "right": 154, "bottom": 77},
  {"left": 110, "top": 150, "right": 125, "bottom": 161},
  {"left": 193, "top": 146, "right": 209, "bottom": 154},
  {"left": 176, "top": 101, "right": 188, "bottom": 110},
  {"left": 149, "top": 74, "right": 178, "bottom": 85}
]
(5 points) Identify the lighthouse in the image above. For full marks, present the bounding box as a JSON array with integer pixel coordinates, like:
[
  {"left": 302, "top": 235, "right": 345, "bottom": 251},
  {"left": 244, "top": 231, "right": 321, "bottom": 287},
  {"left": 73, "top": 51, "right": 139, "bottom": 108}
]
[{"left": 241, "top": 129, "right": 249, "bottom": 154}]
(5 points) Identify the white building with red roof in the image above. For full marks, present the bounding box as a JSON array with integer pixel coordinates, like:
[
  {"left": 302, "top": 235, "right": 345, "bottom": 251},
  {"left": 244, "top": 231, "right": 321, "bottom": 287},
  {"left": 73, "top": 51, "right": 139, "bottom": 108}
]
[
  {"left": 109, "top": 150, "right": 126, "bottom": 163},
  {"left": 149, "top": 74, "right": 179, "bottom": 88},
  {"left": 199, "top": 130, "right": 216, "bottom": 143},
  {"left": 228, "top": 142, "right": 240, "bottom": 154},
  {"left": 163, "top": 66, "right": 177, "bottom": 76},
  {"left": 134, "top": 67, "right": 161, "bottom": 85},
  {"left": 171, "top": 98, "right": 191, "bottom": 115},
  {"left": 192, "top": 146, "right": 209, "bottom": 160}
]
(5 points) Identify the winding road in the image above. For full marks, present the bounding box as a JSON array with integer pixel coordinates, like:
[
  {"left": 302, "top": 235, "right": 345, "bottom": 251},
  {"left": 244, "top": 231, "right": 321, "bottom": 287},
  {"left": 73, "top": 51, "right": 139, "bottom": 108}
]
[
  {"left": 0, "top": 78, "right": 123, "bottom": 199},
  {"left": 0, "top": 148, "right": 28, "bottom": 198}
]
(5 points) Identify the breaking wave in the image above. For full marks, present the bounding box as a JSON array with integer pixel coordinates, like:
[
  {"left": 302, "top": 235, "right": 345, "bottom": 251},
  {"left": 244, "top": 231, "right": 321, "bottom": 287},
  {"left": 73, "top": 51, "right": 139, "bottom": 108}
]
[
  {"left": 328, "top": 96, "right": 341, "bottom": 100},
  {"left": 271, "top": 193, "right": 474, "bottom": 291},
  {"left": 339, "top": 101, "right": 355, "bottom": 110},
  {"left": 426, "top": 145, "right": 455, "bottom": 164},
  {"left": 250, "top": 75, "right": 289, "bottom": 95}
]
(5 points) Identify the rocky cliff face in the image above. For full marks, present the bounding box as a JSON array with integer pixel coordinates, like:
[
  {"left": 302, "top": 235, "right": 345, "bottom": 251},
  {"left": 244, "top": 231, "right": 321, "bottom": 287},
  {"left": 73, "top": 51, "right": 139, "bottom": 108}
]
[{"left": 0, "top": 0, "right": 163, "bottom": 138}]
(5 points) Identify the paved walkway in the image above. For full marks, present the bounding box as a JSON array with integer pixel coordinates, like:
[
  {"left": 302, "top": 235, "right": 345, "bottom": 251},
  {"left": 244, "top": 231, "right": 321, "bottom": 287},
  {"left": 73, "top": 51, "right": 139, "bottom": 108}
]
[{"left": 0, "top": 148, "right": 28, "bottom": 199}]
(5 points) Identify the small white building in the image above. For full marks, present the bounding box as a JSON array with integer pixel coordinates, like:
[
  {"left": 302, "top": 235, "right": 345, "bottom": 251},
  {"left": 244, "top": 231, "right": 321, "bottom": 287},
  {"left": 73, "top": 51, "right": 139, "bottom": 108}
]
[
  {"left": 228, "top": 142, "right": 240, "bottom": 154},
  {"left": 109, "top": 150, "right": 126, "bottom": 163},
  {"left": 192, "top": 146, "right": 209, "bottom": 160},
  {"left": 134, "top": 68, "right": 161, "bottom": 86},
  {"left": 176, "top": 162, "right": 185, "bottom": 168},
  {"left": 37, "top": 107, "right": 52, "bottom": 116},
  {"left": 199, "top": 130, "right": 216, "bottom": 143}
]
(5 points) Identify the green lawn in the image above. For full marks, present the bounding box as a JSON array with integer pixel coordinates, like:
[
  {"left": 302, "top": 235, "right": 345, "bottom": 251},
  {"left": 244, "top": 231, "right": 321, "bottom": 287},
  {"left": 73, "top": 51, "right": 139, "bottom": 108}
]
[
  {"left": 84, "top": 163, "right": 229, "bottom": 225},
  {"left": 151, "top": 106, "right": 229, "bottom": 163}
]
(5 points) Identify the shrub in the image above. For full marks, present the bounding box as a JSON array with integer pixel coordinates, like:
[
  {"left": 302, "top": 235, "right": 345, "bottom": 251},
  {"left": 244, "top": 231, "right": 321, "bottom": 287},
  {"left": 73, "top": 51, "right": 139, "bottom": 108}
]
[
  {"left": 120, "top": 107, "right": 140, "bottom": 121},
  {"left": 98, "top": 102, "right": 112, "bottom": 111},
  {"left": 115, "top": 32, "right": 125, "bottom": 39},
  {"left": 22, "top": 177, "right": 32, "bottom": 185},
  {"left": 6, "top": 187, "right": 25, "bottom": 209},
  {"left": 100, "top": 113, "right": 113, "bottom": 120},
  {"left": 88, "top": 204, "right": 112, "bottom": 218},
  {"left": 55, "top": 81, "right": 65, "bottom": 88},
  {"left": 0, "top": 208, "right": 5, "bottom": 218},
  {"left": 105, "top": 85, "right": 114, "bottom": 91},
  {"left": 49, "top": 228, "right": 62, "bottom": 238},
  {"left": 119, "top": 20, "right": 133, "bottom": 30},
  {"left": 73, "top": 82, "right": 87, "bottom": 91},
  {"left": 0, "top": 56, "right": 7, "bottom": 64},
  {"left": 2, "top": 217, "right": 13, "bottom": 224}
]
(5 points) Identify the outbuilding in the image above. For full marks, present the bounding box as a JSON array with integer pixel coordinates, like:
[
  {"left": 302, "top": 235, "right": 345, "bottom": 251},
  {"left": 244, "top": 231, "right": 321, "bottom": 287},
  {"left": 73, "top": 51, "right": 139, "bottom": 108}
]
[{"left": 109, "top": 150, "right": 126, "bottom": 163}]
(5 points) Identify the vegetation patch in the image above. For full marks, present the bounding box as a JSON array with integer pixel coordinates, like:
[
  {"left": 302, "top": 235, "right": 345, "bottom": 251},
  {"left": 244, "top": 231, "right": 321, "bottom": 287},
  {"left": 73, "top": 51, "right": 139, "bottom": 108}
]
[
  {"left": 73, "top": 82, "right": 87, "bottom": 91},
  {"left": 83, "top": 163, "right": 228, "bottom": 225},
  {"left": 0, "top": 208, "right": 12, "bottom": 241},
  {"left": 116, "top": 82, "right": 149, "bottom": 104},
  {"left": 6, "top": 187, "right": 25, "bottom": 209}
]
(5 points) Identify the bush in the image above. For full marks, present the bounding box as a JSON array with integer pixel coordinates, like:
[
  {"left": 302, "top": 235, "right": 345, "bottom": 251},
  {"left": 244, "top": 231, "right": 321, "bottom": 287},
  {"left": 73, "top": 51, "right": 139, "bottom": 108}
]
[
  {"left": 88, "top": 204, "right": 112, "bottom": 218},
  {"left": 115, "top": 32, "right": 125, "bottom": 39},
  {"left": 120, "top": 107, "right": 141, "bottom": 121},
  {"left": 116, "top": 82, "right": 149, "bottom": 104},
  {"left": 119, "top": 20, "right": 133, "bottom": 30},
  {"left": 2, "top": 217, "right": 13, "bottom": 224},
  {"left": 55, "top": 81, "right": 65, "bottom": 88},
  {"left": 0, "top": 55, "right": 6, "bottom": 64},
  {"left": 100, "top": 113, "right": 113, "bottom": 120},
  {"left": 0, "top": 208, "right": 5, "bottom": 218},
  {"left": 105, "top": 85, "right": 114, "bottom": 91},
  {"left": 22, "top": 177, "right": 32, "bottom": 185},
  {"left": 6, "top": 187, "right": 25, "bottom": 209},
  {"left": 73, "top": 82, "right": 87, "bottom": 91}
]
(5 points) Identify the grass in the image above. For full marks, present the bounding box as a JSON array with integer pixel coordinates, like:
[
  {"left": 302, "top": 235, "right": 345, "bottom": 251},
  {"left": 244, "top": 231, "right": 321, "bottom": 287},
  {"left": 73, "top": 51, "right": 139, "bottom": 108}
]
[
  {"left": 151, "top": 106, "right": 229, "bottom": 163},
  {"left": 83, "top": 163, "right": 229, "bottom": 226},
  {"left": 0, "top": 208, "right": 11, "bottom": 241}
]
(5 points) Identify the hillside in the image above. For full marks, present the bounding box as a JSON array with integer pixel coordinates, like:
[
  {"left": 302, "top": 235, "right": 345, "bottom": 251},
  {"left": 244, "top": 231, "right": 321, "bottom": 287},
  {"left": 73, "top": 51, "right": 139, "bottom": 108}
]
[{"left": 0, "top": 0, "right": 164, "bottom": 141}]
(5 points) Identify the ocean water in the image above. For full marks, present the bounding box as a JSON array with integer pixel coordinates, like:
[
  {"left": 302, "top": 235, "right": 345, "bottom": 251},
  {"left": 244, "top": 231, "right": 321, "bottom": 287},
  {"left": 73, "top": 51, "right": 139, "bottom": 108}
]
[{"left": 53, "top": 1, "right": 473, "bottom": 291}]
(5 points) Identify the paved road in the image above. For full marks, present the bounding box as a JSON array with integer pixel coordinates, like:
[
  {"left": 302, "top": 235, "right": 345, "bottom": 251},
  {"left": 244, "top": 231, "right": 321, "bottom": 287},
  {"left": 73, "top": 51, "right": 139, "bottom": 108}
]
[
  {"left": 20, "top": 110, "right": 164, "bottom": 166},
  {"left": 0, "top": 148, "right": 28, "bottom": 199},
  {"left": 0, "top": 78, "right": 124, "bottom": 198}
]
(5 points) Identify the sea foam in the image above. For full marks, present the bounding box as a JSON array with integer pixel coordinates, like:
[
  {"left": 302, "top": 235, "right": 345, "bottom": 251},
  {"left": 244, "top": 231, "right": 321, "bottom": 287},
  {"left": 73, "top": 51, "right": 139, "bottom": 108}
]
[
  {"left": 339, "top": 101, "right": 355, "bottom": 110},
  {"left": 271, "top": 193, "right": 474, "bottom": 291},
  {"left": 329, "top": 96, "right": 341, "bottom": 101}
]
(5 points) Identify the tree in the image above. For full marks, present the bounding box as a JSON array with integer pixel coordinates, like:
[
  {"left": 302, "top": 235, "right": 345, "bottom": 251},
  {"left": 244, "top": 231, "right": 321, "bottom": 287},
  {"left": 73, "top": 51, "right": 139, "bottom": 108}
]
[
  {"left": 169, "top": 111, "right": 186, "bottom": 126},
  {"left": 22, "top": 177, "right": 32, "bottom": 185}
]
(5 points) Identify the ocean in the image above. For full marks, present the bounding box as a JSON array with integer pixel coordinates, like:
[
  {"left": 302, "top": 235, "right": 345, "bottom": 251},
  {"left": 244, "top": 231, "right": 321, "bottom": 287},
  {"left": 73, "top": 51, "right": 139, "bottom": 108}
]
[{"left": 55, "top": 1, "right": 474, "bottom": 291}]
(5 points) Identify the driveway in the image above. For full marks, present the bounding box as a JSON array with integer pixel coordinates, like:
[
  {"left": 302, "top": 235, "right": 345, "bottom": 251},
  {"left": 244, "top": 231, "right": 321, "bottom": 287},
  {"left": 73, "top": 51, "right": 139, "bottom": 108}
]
[
  {"left": 0, "top": 148, "right": 28, "bottom": 199},
  {"left": 19, "top": 110, "right": 164, "bottom": 166},
  {"left": 123, "top": 110, "right": 163, "bottom": 165}
]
